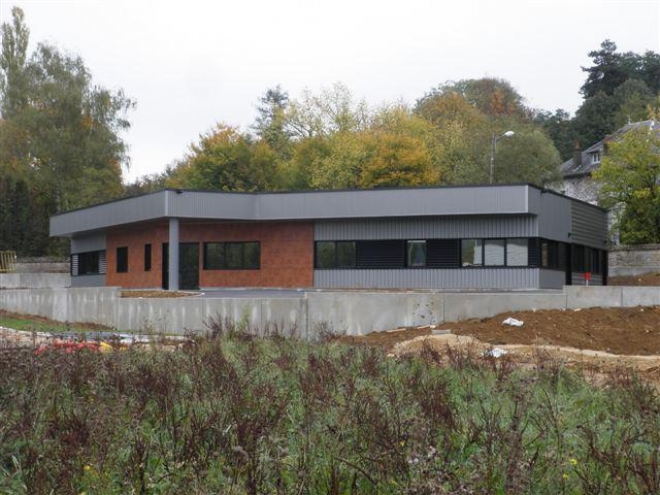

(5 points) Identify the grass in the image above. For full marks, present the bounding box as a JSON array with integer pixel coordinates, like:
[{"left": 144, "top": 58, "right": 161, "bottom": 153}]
[
  {"left": 0, "top": 318, "right": 659, "bottom": 494},
  {"left": 0, "top": 310, "right": 111, "bottom": 334}
]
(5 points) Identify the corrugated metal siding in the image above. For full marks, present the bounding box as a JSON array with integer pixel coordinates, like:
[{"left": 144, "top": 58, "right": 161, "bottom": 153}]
[
  {"left": 314, "top": 268, "right": 540, "bottom": 289},
  {"left": 71, "top": 233, "right": 106, "bottom": 253},
  {"left": 571, "top": 202, "right": 608, "bottom": 248},
  {"left": 315, "top": 215, "right": 537, "bottom": 240}
]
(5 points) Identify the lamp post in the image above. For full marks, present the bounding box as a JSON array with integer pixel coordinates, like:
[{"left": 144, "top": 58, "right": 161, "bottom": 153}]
[{"left": 489, "top": 130, "right": 515, "bottom": 184}]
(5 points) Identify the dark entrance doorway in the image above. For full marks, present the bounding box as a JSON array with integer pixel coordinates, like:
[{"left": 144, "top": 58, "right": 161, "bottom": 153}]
[{"left": 161, "top": 243, "right": 200, "bottom": 290}]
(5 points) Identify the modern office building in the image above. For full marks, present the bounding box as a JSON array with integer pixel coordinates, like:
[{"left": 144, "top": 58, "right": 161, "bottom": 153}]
[{"left": 50, "top": 184, "right": 609, "bottom": 290}]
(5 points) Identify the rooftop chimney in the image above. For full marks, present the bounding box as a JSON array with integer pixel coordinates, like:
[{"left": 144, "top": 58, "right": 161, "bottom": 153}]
[{"left": 573, "top": 141, "right": 582, "bottom": 166}]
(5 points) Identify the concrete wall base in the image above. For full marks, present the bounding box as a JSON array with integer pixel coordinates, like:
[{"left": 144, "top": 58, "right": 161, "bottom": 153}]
[{"left": 2, "top": 286, "right": 660, "bottom": 337}]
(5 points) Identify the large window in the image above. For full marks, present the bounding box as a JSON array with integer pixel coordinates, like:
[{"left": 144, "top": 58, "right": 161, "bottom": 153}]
[
  {"left": 203, "top": 242, "right": 260, "bottom": 270},
  {"left": 316, "top": 238, "right": 538, "bottom": 269},
  {"left": 116, "top": 247, "right": 128, "bottom": 273},
  {"left": 315, "top": 241, "right": 356, "bottom": 269}
]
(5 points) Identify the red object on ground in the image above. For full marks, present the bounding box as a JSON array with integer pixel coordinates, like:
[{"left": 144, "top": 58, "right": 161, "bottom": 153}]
[{"left": 34, "top": 340, "right": 101, "bottom": 355}]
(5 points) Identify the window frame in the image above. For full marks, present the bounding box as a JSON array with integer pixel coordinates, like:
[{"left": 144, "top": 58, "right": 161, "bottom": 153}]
[{"left": 203, "top": 241, "right": 261, "bottom": 270}]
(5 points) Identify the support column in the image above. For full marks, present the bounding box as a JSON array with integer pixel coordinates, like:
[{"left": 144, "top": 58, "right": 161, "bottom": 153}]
[{"left": 168, "top": 218, "right": 179, "bottom": 291}]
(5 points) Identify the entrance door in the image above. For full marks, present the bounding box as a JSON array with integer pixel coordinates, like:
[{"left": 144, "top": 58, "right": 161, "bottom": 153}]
[
  {"left": 179, "top": 243, "right": 199, "bottom": 290},
  {"left": 161, "top": 242, "right": 200, "bottom": 290}
]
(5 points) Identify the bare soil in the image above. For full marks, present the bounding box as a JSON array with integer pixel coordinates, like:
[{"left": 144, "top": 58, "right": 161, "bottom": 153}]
[
  {"left": 340, "top": 305, "right": 660, "bottom": 384},
  {"left": 609, "top": 273, "right": 660, "bottom": 286}
]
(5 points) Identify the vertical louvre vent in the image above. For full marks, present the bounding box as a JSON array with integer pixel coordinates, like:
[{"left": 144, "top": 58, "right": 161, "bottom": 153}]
[
  {"left": 99, "top": 251, "right": 107, "bottom": 274},
  {"left": 71, "top": 254, "right": 79, "bottom": 276},
  {"left": 356, "top": 240, "right": 405, "bottom": 268}
]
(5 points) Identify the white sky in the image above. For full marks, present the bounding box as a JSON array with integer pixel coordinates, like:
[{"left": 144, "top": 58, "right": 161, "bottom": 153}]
[{"left": 1, "top": 0, "right": 659, "bottom": 182}]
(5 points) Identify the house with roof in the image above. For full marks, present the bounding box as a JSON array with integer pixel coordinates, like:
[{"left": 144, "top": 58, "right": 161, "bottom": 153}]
[
  {"left": 558, "top": 119, "right": 658, "bottom": 205},
  {"left": 50, "top": 184, "right": 608, "bottom": 291}
]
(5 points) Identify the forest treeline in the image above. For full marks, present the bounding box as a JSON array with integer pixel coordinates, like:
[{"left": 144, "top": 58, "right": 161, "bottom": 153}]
[{"left": 1, "top": 7, "right": 659, "bottom": 256}]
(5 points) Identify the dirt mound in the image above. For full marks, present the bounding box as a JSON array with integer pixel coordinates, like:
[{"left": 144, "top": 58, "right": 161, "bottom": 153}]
[
  {"left": 340, "top": 306, "right": 660, "bottom": 385},
  {"left": 343, "top": 306, "right": 660, "bottom": 355}
]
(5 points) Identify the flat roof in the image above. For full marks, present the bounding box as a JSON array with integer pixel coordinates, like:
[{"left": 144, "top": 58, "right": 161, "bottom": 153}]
[{"left": 50, "top": 184, "right": 605, "bottom": 237}]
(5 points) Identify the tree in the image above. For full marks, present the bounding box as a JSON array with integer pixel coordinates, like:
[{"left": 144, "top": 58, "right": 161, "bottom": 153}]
[
  {"left": 0, "top": 7, "right": 134, "bottom": 255},
  {"left": 283, "top": 83, "right": 369, "bottom": 138},
  {"left": 253, "top": 85, "right": 291, "bottom": 155},
  {"left": 581, "top": 40, "right": 631, "bottom": 98},
  {"left": 570, "top": 92, "right": 618, "bottom": 150},
  {"left": 593, "top": 126, "right": 660, "bottom": 244},
  {"left": 492, "top": 128, "right": 561, "bottom": 185},
  {"left": 427, "top": 78, "right": 529, "bottom": 118},
  {"left": 534, "top": 109, "right": 573, "bottom": 161},
  {"left": 168, "top": 124, "right": 276, "bottom": 191}
]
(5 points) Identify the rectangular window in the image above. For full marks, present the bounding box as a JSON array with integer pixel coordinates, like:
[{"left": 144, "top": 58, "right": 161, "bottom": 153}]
[
  {"left": 116, "top": 247, "right": 128, "bottom": 273},
  {"left": 506, "top": 239, "right": 528, "bottom": 266},
  {"left": 407, "top": 240, "right": 427, "bottom": 267},
  {"left": 461, "top": 239, "right": 483, "bottom": 266},
  {"left": 203, "top": 242, "right": 260, "bottom": 270},
  {"left": 144, "top": 244, "right": 152, "bottom": 271},
  {"left": 572, "top": 245, "right": 585, "bottom": 272},
  {"left": 315, "top": 241, "right": 336, "bottom": 269},
  {"left": 356, "top": 240, "right": 405, "bottom": 268},
  {"left": 314, "top": 241, "right": 356, "bottom": 269},
  {"left": 484, "top": 239, "right": 505, "bottom": 266},
  {"left": 72, "top": 250, "right": 105, "bottom": 276}
]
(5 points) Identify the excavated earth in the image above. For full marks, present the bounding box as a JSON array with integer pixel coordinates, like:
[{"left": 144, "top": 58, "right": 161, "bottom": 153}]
[{"left": 341, "top": 305, "right": 660, "bottom": 385}]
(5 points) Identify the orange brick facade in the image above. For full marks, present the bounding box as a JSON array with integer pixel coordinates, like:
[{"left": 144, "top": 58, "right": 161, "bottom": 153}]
[{"left": 105, "top": 221, "right": 314, "bottom": 289}]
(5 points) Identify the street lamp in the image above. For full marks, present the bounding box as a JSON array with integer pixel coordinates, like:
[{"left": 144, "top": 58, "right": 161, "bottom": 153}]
[{"left": 489, "top": 130, "right": 515, "bottom": 184}]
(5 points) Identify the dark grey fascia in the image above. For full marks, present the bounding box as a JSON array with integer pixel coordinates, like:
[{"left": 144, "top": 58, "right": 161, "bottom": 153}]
[{"left": 49, "top": 184, "right": 580, "bottom": 238}]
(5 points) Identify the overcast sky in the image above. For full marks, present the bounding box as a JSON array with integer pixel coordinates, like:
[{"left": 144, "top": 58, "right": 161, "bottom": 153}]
[{"left": 1, "top": 0, "right": 659, "bottom": 182}]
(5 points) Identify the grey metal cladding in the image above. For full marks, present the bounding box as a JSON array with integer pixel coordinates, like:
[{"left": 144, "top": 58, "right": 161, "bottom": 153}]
[
  {"left": 71, "top": 233, "right": 106, "bottom": 253},
  {"left": 570, "top": 201, "right": 608, "bottom": 248},
  {"left": 535, "top": 191, "right": 572, "bottom": 241},
  {"left": 51, "top": 191, "right": 167, "bottom": 236},
  {"left": 166, "top": 190, "right": 256, "bottom": 219},
  {"left": 255, "top": 185, "right": 531, "bottom": 220},
  {"left": 539, "top": 269, "right": 566, "bottom": 289},
  {"left": 315, "top": 215, "right": 537, "bottom": 240},
  {"left": 314, "top": 268, "right": 541, "bottom": 289}
]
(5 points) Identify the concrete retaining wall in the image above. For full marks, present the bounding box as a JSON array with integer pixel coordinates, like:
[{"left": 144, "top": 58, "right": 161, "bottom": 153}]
[
  {"left": 609, "top": 244, "right": 660, "bottom": 277},
  {"left": 3, "top": 286, "right": 660, "bottom": 337},
  {"left": 0, "top": 273, "right": 70, "bottom": 289}
]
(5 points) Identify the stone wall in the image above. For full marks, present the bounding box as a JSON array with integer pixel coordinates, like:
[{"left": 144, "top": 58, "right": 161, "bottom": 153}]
[{"left": 609, "top": 244, "right": 660, "bottom": 277}]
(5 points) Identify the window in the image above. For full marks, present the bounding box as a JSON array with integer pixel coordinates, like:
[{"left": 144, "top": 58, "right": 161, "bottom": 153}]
[
  {"left": 71, "top": 250, "right": 106, "bottom": 276},
  {"left": 144, "top": 244, "right": 152, "bottom": 271},
  {"left": 314, "top": 241, "right": 356, "bottom": 269},
  {"left": 484, "top": 239, "right": 505, "bottom": 266},
  {"left": 461, "top": 239, "right": 483, "bottom": 266},
  {"left": 591, "top": 151, "right": 601, "bottom": 164},
  {"left": 315, "top": 242, "right": 336, "bottom": 269},
  {"left": 407, "top": 240, "right": 426, "bottom": 267},
  {"left": 116, "top": 247, "right": 128, "bottom": 273},
  {"left": 506, "top": 239, "right": 528, "bottom": 266},
  {"left": 203, "top": 242, "right": 260, "bottom": 270}
]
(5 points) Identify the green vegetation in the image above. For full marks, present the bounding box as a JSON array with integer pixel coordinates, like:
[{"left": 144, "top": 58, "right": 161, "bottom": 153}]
[
  {"left": 0, "top": 311, "right": 106, "bottom": 334},
  {"left": 1, "top": 319, "right": 659, "bottom": 494}
]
